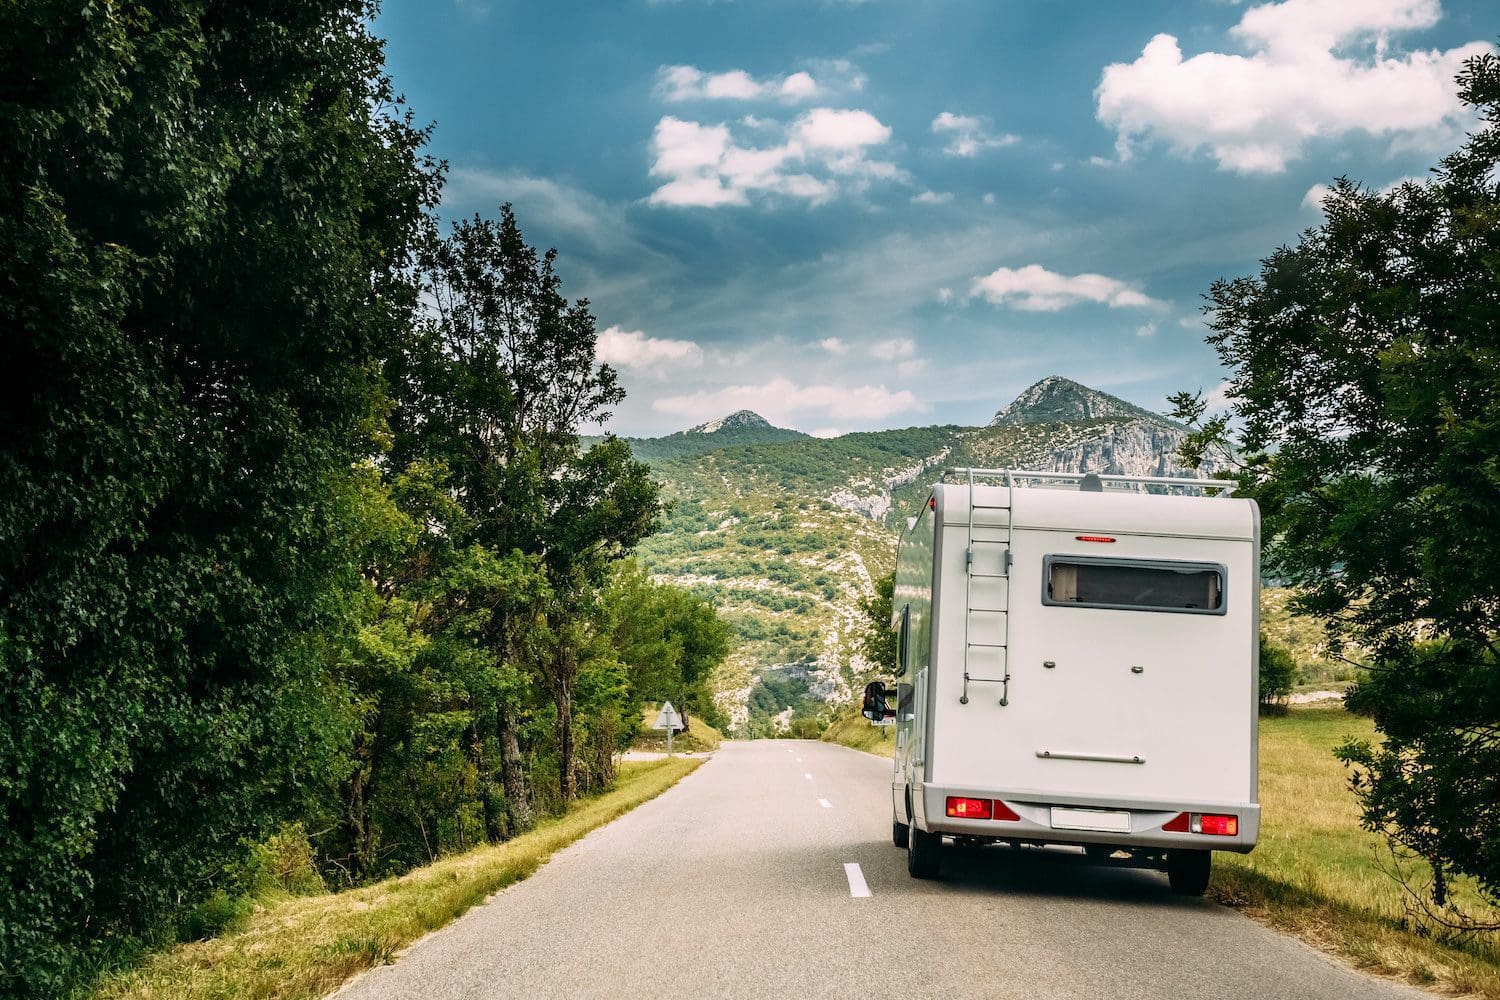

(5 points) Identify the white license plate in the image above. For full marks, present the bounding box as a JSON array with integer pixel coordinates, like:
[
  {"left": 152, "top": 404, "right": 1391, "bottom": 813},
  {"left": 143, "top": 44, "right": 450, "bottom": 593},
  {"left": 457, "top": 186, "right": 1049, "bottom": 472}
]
[{"left": 1050, "top": 807, "right": 1131, "bottom": 833}]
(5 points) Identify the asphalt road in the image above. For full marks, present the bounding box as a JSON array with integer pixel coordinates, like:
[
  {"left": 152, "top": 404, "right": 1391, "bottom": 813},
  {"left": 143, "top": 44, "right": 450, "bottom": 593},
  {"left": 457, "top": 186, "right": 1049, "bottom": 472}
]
[{"left": 337, "top": 740, "right": 1430, "bottom": 1000}]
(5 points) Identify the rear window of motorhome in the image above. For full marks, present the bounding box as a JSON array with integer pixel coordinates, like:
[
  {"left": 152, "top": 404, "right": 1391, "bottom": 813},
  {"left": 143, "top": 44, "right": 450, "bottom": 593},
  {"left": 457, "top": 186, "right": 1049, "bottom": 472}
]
[{"left": 1043, "top": 556, "right": 1225, "bottom": 615}]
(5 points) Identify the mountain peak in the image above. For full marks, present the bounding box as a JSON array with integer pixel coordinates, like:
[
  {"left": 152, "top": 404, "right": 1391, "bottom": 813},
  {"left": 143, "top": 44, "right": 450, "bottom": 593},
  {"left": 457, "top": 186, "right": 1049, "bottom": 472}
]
[
  {"left": 990, "top": 375, "right": 1170, "bottom": 427},
  {"left": 688, "top": 410, "right": 775, "bottom": 434}
]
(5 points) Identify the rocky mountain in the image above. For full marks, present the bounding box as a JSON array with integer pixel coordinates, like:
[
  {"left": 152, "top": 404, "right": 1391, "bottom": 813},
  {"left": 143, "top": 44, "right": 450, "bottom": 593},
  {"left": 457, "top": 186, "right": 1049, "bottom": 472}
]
[
  {"left": 991, "top": 374, "right": 1177, "bottom": 428},
  {"left": 627, "top": 377, "right": 1216, "bottom": 736},
  {"left": 606, "top": 410, "right": 808, "bottom": 463},
  {"left": 688, "top": 410, "right": 775, "bottom": 434}
]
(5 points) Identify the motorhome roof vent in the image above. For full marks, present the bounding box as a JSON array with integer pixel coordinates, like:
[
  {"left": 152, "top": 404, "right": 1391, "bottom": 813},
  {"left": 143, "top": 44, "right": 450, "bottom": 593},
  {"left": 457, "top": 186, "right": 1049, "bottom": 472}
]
[{"left": 1080, "top": 473, "right": 1104, "bottom": 492}]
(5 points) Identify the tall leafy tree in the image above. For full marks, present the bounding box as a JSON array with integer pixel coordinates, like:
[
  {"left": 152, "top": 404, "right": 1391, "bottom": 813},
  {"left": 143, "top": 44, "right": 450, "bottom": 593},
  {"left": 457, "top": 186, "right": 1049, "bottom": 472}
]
[
  {"left": 604, "top": 559, "right": 732, "bottom": 728},
  {"left": 0, "top": 3, "right": 437, "bottom": 990},
  {"left": 1174, "top": 51, "right": 1500, "bottom": 929},
  {"left": 856, "top": 571, "right": 898, "bottom": 678},
  {"left": 390, "top": 206, "right": 660, "bottom": 807}
]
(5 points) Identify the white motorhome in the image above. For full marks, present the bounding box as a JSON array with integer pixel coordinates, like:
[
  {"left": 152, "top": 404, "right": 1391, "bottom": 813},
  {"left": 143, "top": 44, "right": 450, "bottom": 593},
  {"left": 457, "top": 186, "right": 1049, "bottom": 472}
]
[{"left": 862, "top": 469, "right": 1260, "bottom": 894}]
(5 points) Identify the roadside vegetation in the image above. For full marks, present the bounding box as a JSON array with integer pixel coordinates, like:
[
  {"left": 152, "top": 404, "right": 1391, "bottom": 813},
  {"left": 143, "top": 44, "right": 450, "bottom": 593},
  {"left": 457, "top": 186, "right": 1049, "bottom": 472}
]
[
  {"left": 1174, "top": 48, "right": 1500, "bottom": 944},
  {"left": 1217, "top": 709, "right": 1500, "bottom": 997},
  {"left": 90, "top": 758, "right": 701, "bottom": 1000},
  {"left": 1, "top": 8, "right": 729, "bottom": 995}
]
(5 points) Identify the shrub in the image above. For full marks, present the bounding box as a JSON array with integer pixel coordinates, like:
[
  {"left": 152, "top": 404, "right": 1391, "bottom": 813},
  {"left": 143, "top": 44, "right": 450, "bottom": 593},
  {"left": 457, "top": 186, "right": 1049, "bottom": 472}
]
[{"left": 1260, "top": 633, "right": 1299, "bottom": 710}]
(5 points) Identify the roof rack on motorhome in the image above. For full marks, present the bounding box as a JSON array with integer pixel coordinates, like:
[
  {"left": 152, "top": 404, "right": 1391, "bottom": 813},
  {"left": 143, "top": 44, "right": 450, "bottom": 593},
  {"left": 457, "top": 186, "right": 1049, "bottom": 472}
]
[{"left": 942, "top": 468, "right": 1236, "bottom": 494}]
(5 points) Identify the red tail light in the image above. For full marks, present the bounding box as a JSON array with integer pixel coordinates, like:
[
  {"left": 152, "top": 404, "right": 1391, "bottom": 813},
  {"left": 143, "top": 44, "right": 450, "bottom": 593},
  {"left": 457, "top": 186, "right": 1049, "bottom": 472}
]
[
  {"left": 992, "top": 800, "right": 1020, "bottom": 822},
  {"left": 946, "top": 796, "right": 992, "bottom": 819},
  {"left": 1164, "top": 811, "right": 1238, "bottom": 836},
  {"left": 1194, "top": 813, "right": 1238, "bottom": 836},
  {"left": 1075, "top": 535, "right": 1116, "bottom": 543}
]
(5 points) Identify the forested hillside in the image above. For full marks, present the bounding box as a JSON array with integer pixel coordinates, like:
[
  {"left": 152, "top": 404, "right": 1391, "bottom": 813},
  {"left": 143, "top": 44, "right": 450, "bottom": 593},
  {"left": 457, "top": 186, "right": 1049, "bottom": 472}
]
[{"left": 626, "top": 377, "right": 1218, "bottom": 734}]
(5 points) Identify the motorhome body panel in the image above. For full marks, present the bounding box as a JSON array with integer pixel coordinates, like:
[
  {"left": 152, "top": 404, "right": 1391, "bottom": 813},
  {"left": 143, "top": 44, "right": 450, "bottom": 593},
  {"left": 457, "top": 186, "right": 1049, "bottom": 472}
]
[{"left": 896, "top": 481, "right": 1260, "bottom": 853}]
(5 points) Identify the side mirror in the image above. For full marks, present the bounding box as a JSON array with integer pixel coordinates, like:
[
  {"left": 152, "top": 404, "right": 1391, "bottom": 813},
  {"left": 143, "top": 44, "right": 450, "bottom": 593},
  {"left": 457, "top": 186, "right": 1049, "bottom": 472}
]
[{"left": 861, "top": 681, "right": 894, "bottom": 722}]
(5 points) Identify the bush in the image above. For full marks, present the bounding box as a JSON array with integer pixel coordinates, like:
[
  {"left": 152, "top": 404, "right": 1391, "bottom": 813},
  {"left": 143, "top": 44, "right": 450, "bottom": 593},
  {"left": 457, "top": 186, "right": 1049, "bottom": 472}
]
[{"left": 1260, "top": 633, "right": 1299, "bottom": 710}]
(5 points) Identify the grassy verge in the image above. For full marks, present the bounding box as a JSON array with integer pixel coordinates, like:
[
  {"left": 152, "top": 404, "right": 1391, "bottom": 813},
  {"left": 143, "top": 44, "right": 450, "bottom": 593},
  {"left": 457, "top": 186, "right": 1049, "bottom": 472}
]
[
  {"left": 91, "top": 757, "right": 703, "bottom": 1000},
  {"left": 821, "top": 711, "right": 894, "bottom": 757},
  {"left": 1215, "top": 707, "right": 1500, "bottom": 997},
  {"left": 631, "top": 703, "right": 723, "bottom": 753}
]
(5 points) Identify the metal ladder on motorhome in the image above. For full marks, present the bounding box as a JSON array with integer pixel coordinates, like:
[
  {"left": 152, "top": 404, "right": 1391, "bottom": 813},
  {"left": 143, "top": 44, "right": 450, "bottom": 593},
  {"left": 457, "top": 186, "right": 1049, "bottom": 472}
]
[
  {"left": 960, "top": 467, "right": 1014, "bottom": 706},
  {"left": 953, "top": 467, "right": 1235, "bottom": 707}
]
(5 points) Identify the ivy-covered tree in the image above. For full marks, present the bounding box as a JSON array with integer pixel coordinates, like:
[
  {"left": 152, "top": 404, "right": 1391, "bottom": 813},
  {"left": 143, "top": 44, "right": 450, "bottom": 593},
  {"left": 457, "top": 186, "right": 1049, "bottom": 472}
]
[
  {"left": 0, "top": 3, "right": 436, "bottom": 991},
  {"left": 1173, "top": 51, "right": 1500, "bottom": 930},
  {"left": 390, "top": 207, "right": 660, "bottom": 806}
]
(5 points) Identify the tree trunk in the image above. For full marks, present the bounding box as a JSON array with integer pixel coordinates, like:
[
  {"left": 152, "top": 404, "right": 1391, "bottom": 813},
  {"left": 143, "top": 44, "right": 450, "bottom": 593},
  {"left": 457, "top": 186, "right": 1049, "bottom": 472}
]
[
  {"left": 498, "top": 706, "right": 532, "bottom": 835},
  {"left": 557, "top": 678, "right": 576, "bottom": 803},
  {"left": 347, "top": 733, "right": 376, "bottom": 880}
]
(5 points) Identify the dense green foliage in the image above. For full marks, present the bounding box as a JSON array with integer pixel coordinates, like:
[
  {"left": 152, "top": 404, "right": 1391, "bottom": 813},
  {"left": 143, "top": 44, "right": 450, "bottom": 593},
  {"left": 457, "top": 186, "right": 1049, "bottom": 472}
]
[
  {"left": 1258, "top": 633, "right": 1299, "bottom": 709},
  {"left": 0, "top": 11, "right": 732, "bottom": 992},
  {"left": 603, "top": 560, "right": 731, "bottom": 728},
  {"left": 858, "top": 571, "right": 898, "bottom": 678},
  {"left": 0, "top": 4, "right": 435, "bottom": 992},
  {"left": 1176, "top": 52, "right": 1500, "bottom": 928}
]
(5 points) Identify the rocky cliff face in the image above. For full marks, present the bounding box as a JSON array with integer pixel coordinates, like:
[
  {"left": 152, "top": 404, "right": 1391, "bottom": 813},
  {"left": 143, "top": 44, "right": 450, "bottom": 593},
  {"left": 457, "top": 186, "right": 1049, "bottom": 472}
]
[
  {"left": 1044, "top": 418, "right": 1212, "bottom": 479},
  {"left": 991, "top": 375, "right": 1175, "bottom": 428}
]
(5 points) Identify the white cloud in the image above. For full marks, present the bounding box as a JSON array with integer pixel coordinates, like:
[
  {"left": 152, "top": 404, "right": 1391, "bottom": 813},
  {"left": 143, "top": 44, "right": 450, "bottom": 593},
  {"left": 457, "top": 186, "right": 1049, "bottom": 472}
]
[
  {"left": 897, "top": 358, "right": 927, "bottom": 376},
  {"left": 658, "top": 61, "right": 866, "bottom": 104},
  {"left": 936, "top": 287, "right": 954, "bottom": 304},
  {"left": 817, "top": 337, "right": 849, "bottom": 354},
  {"left": 912, "top": 190, "right": 953, "bottom": 205},
  {"left": 653, "top": 377, "right": 924, "bottom": 423},
  {"left": 931, "top": 111, "right": 1019, "bottom": 157},
  {"left": 596, "top": 327, "right": 704, "bottom": 370},
  {"left": 647, "top": 109, "right": 898, "bottom": 208},
  {"left": 809, "top": 427, "right": 845, "bottom": 439},
  {"left": 793, "top": 108, "right": 891, "bottom": 150},
  {"left": 1095, "top": 0, "right": 1492, "bottom": 173},
  {"left": 871, "top": 337, "right": 916, "bottom": 360},
  {"left": 659, "top": 65, "right": 823, "bottom": 103},
  {"left": 970, "top": 265, "right": 1159, "bottom": 311},
  {"left": 1301, "top": 183, "right": 1334, "bottom": 210},
  {"left": 1136, "top": 321, "right": 1158, "bottom": 338}
]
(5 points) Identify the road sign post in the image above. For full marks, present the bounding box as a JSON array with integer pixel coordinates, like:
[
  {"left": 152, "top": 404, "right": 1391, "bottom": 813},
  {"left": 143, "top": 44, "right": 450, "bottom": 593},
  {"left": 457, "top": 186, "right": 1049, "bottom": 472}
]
[{"left": 653, "top": 701, "right": 682, "bottom": 756}]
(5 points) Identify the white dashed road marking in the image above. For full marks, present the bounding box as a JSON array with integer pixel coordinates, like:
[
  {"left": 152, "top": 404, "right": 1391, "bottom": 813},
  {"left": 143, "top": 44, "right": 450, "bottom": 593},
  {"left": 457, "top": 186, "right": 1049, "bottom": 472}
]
[{"left": 844, "top": 862, "right": 871, "bottom": 898}]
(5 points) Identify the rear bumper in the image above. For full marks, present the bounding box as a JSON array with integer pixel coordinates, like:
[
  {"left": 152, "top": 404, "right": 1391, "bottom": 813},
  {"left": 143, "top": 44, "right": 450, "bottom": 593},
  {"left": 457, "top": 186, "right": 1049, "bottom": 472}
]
[{"left": 915, "top": 783, "right": 1260, "bottom": 853}]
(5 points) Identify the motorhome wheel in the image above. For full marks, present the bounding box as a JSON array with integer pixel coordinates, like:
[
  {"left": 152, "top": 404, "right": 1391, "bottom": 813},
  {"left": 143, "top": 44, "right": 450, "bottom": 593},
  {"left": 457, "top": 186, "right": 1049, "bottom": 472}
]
[
  {"left": 1167, "top": 850, "right": 1212, "bottom": 896},
  {"left": 907, "top": 824, "right": 942, "bottom": 879}
]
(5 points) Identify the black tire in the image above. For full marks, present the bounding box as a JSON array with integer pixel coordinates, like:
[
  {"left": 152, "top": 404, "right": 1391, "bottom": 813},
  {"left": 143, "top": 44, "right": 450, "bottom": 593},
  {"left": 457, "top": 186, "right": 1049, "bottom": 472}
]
[
  {"left": 1167, "top": 850, "right": 1212, "bottom": 896},
  {"left": 907, "top": 824, "right": 943, "bottom": 879},
  {"left": 892, "top": 815, "right": 909, "bottom": 849}
]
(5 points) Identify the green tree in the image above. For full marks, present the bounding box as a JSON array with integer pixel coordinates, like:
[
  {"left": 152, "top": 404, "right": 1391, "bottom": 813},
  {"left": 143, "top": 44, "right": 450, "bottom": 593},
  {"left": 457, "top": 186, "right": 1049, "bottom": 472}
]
[
  {"left": 1258, "top": 633, "right": 1298, "bottom": 711},
  {"left": 0, "top": 4, "right": 436, "bottom": 990},
  {"left": 390, "top": 207, "right": 660, "bottom": 807},
  {"left": 604, "top": 559, "right": 732, "bottom": 727},
  {"left": 1173, "top": 51, "right": 1500, "bottom": 928},
  {"left": 857, "top": 571, "right": 898, "bottom": 677}
]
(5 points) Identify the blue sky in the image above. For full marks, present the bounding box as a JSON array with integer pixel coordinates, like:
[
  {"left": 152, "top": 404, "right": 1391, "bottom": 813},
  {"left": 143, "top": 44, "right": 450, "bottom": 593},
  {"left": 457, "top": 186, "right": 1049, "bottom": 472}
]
[{"left": 377, "top": 0, "right": 1494, "bottom": 437}]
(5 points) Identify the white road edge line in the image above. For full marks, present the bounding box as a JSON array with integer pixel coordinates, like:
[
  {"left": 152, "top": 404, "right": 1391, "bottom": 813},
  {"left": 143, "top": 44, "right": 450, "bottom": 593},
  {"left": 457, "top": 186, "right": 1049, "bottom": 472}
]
[
  {"left": 818, "top": 798, "right": 832, "bottom": 809},
  {"left": 844, "top": 862, "right": 871, "bottom": 898}
]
